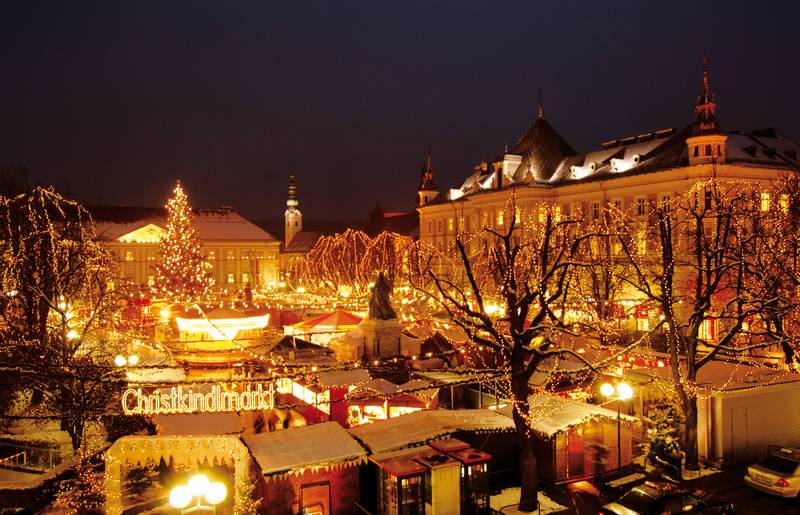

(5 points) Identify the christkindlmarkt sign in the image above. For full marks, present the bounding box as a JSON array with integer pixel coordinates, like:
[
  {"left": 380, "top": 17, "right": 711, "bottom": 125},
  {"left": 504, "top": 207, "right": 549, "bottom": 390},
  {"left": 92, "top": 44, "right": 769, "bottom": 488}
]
[{"left": 122, "top": 383, "right": 275, "bottom": 415}]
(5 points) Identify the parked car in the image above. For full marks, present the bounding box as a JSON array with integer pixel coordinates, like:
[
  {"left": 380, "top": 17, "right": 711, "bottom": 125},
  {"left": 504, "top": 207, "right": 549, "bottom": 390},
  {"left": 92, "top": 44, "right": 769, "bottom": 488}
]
[
  {"left": 601, "top": 481, "right": 734, "bottom": 515},
  {"left": 745, "top": 445, "right": 800, "bottom": 498}
]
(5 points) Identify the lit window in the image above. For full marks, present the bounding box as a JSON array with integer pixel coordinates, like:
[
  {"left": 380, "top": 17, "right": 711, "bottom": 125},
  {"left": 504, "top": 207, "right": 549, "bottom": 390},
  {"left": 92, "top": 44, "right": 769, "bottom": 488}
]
[
  {"left": 125, "top": 251, "right": 134, "bottom": 262},
  {"left": 538, "top": 207, "right": 546, "bottom": 223},
  {"left": 242, "top": 272, "right": 251, "bottom": 283},
  {"left": 496, "top": 210, "right": 504, "bottom": 227},
  {"left": 227, "top": 273, "right": 235, "bottom": 283},
  {"left": 227, "top": 251, "right": 235, "bottom": 260},
  {"left": 781, "top": 194, "right": 790, "bottom": 213},
  {"left": 147, "top": 276, "right": 155, "bottom": 287},
  {"left": 636, "top": 198, "right": 646, "bottom": 216},
  {"left": 515, "top": 207, "right": 521, "bottom": 224},
  {"left": 554, "top": 206, "right": 562, "bottom": 222},
  {"left": 208, "top": 251, "right": 215, "bottom": 260},
  {"left": 635, "top": 306, "right": 649, "bottom": 332},
  {"left": 447, "top": 218, "right": 454, "bottom": 232},
  {"left": 699, "top": 318, "right": 717, "bottom": 341},
  {"left": 761, "top": 192, "right": 770, "bottom": 212}
]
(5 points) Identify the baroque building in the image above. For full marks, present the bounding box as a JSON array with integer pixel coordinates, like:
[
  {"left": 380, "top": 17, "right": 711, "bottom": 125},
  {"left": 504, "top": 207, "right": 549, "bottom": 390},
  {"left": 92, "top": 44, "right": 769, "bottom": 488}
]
[
  {"left": 418, "top": 60, "right": 799, "bottom": 254},
  {"left": 90, "top": 205, "right": 281, "bottom": 289}
]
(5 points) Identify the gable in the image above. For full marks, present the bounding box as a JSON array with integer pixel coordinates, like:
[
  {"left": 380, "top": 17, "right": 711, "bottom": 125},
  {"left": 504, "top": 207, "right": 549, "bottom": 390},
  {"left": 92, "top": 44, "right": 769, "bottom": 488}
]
[{"left": 117, "top": 223, "right": 166, "bottom": 243}]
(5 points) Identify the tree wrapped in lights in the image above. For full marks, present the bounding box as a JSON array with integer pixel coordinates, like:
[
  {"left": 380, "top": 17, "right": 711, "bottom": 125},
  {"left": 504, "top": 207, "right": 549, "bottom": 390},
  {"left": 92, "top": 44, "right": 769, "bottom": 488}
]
[
  {"left": 415, "top": 198, "right": 647, "bottom": 511},
  {"left": 51, "top": 449, "right": 105, "bottom": 514},
  {"left": 290, "top": 229, "right": 418, "bottom": 295},
  {"left": 617, "top": 176, "right": 763, "bottom": 470},
  {"left": 0, "top": 187, "right": 124, "bottom": 449},
  {"left": 153, "top": 181, "right": 213, "bottom": 301}
]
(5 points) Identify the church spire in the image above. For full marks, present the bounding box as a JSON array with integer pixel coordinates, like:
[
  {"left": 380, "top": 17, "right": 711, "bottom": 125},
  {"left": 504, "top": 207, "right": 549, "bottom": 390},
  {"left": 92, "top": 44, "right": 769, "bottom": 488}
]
[
  {"left": 418, "top": 145, "right": 440, "bottom": 207},
  {"left": 537, "top": 89, "right": 544, "bottom": 119},
  {"left": 285, "top": 175, "right": 302, "bottom": 247},
  {"left": 693, "top": 54, "right": 720, "bottom": 134}
]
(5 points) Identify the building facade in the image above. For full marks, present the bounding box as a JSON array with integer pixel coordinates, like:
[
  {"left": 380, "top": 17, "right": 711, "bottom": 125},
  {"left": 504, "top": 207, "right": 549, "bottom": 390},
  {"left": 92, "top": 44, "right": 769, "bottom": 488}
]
[
  {"left": 417, "top": 62, "right": 799, "bottom": 259},
  {"left": 90, "top": 205, "right": 281, "bottom": 290}
]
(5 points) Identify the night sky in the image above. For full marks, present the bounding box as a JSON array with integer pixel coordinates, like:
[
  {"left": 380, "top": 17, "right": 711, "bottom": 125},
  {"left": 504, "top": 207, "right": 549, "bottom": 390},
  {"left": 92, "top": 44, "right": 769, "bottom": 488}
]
[{"left": 2, "top": 1, "right": 798, "bottom": 222}]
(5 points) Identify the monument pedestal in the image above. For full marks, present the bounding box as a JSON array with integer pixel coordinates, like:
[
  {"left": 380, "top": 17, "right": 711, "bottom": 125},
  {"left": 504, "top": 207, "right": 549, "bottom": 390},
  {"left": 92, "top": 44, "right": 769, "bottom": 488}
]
[{"left": 359, "top": 318, "right": 402, "bottom": 359}]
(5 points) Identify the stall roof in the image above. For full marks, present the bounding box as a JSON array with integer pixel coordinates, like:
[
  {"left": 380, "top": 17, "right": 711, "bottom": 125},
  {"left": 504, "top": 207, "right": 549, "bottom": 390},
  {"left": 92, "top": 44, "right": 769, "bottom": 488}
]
[
  {"left": 243, "top": 422, "right": 366, "bottom": 477},
  {"left": 499, "top": 394, "right": 638, "bottom": 438},
  {"left": 629, "top": 360, "right": 800, "bottom": 393},
  {"left": 316, "top": 369, "right": 371, "bottom": 387},
  {"left": 152, "top": 412, "right": 243, "bottom": 436},
  {"left": 349, "top": 409, "right": 514, "bottom": 454}
]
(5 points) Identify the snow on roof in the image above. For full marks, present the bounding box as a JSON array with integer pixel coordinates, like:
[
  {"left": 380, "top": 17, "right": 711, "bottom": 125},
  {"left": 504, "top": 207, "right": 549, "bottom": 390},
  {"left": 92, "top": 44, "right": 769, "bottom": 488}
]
[
  {"left": 243, "top": 422, "right": 366, "bottom": 477},
  {"left": 500, "top": 394, "right": 638, "bottom": 438},
  {"left": 629, "top": 360, "right": 800, "bottom": 393},
  {"left": 153, "top": 412, "right": 243, "bottom": 435},
  {"left": 90, "top": 206, "right": 277, "bottom": 242},
  {"left": 316, "top": 369, "right": 371, "bottom": 387},
  {"left": 349, "top": 409, "right": 514, "bottom": 454},
  {"left": 125, "top": 366, "right": 186, "bottom": 384}
]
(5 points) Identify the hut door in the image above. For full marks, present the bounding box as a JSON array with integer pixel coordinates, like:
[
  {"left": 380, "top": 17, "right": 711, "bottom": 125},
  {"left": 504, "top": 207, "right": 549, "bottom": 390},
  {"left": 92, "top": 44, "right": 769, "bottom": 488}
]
[
  {"left": 567, "top": 428, "right": 585, "bottom": 479},
  {"left": 730, "top": 407, "right": 749, "bottom": 458},
  {"left": 301, "top": 482, "right": 331, "bottom": 515}
]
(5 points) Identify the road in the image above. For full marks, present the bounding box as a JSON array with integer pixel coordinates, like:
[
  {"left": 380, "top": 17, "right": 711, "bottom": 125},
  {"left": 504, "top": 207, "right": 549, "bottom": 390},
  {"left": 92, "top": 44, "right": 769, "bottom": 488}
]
[{"left": 684, "top": 465, "right": 800, "bottom": 514}]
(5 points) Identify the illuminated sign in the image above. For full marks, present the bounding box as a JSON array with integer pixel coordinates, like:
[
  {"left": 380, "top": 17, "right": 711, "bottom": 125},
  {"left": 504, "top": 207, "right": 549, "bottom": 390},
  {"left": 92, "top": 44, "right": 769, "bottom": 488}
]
[{"left": 122, "top": 384, "right": 274, "bottom": 415}]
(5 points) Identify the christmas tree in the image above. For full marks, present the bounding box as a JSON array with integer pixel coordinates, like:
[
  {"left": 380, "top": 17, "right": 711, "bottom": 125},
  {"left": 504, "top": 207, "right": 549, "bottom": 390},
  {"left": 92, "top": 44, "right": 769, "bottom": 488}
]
[
  {"left": 646, "top": 403, "right": 683, "bottom": 478},
  {"left": 153, "top": 181, "right": 213, "bottom": 301}
]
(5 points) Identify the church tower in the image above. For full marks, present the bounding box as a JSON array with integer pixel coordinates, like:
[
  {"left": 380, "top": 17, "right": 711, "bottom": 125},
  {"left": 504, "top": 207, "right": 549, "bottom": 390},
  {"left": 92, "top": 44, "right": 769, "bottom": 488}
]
[
  {"left": 284, "top": 175, "right": 302, "bottom": 247},
  {"left": 687, "top": 55, "right": 728, "bottom": 165},
  {"left": 418, "top": 145, "right": 440, "bottom": 207}
]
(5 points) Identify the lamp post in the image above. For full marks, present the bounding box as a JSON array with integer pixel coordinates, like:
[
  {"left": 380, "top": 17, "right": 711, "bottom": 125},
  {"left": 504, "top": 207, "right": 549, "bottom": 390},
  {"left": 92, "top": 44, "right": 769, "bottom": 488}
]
[
  {"left": 600, "top": 381, "right": 634, "bottom": 479},
  {"left": 169, "top": 474, "right": 227, "bottom": 514}
]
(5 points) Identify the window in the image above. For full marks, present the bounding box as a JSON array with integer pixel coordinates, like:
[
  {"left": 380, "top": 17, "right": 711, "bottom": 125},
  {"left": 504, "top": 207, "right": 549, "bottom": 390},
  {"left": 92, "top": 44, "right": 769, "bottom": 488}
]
[
  {"left": 636, "top": 198, "right": 646, "bottom": 216},
  {"left": 637, "top": 230, "right": 647, "bottom": 255},
  {"left": 705, "top": 144, "right": 713, "bottom": 156},
  {"left": 125, "top": 251, "right": 134, "bottom": 262},
  {"left": 496, "top": 210, "right": 504, "bottom": 227},
  {"left": 592, "top": 202, "right": 600, "bottom": 220},
  {"left": 437, "top": 219, "right": 443, "bottom": 233},
  {"left": 554, "top": 206, "right": 562, "bottom": 222},
  {"left": 704, "top": 191, "right": 712, "bottom": 210},
  {"left": 242, "top": 272, "right": 251, "bottom": 283},
  {"left": 147, "top": 276, "right": 155, "bottom": 287},
  {"left": 515, "top": 207, "right": 521, "bottom": 224},
  {"left": 208, "top": 251, "right": 215, "bottom": 260},
  {"left": 761, "top": 192, "right": 771, "bottom": 212},
  {"left": 693, "top": 146, "right": 699, "bottom": 157},
  {"left": 427, "top": 221, "right": 432, "bottom": 235},
  {"left": 699, "top": 318, "right": 717, "bottom": 341},
  {"left": 781, "top": 194, "right": 790, "bottom": 213},
  {"left": 227, "top": 273, "right": 235, "bottom": 284},
  {"left": 538, "top": 206, "right": 546, "bottom": 223},
  {"left": 662, "top": 195, "right": 671, "bottom": 213},
  {"left": 227, "top": 251, "right": 235, "bottom": 260},
  {"left": 447, "top": 218, "right": 454, "bottom": 232}
]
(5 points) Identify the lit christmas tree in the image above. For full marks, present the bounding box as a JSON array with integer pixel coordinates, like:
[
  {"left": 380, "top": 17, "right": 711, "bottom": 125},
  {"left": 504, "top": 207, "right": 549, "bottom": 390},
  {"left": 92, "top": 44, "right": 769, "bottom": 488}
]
[{"left": 153, "top": 181, "right": 213, "bottom": 301}]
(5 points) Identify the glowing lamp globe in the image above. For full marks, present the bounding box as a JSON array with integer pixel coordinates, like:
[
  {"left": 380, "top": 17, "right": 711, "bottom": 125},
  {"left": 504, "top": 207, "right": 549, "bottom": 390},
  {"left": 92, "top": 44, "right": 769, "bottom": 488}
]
[
  {"left": 599, "top": 383, "right": 615, "bottom": 398},
  {"left": 127, "top": 355, "right": 140, "bottom": 366},
  {"left": 169, "top": 485, "right": 192, "bottom": 509},
  {"left": 205, "top": 481, "right": 227, "bottom": 505},
  {"left": 188, "top": 473, "right": 210, "bottom": 496},
  {"left": 617, "top": 382, "right": 634, "bottom": 400},
  {"left": 114, "top": 355, "right": 127, "bottom": 367}
]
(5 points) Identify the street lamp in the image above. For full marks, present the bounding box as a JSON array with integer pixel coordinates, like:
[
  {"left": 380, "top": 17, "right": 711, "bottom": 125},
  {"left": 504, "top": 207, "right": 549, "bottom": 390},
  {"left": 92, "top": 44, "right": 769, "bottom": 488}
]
[
  {"left": 169, "top": 473, "right": 227, "bottom": 513},
  {"left": 600, "top": 381, "right": 634, "bottom": 479}
]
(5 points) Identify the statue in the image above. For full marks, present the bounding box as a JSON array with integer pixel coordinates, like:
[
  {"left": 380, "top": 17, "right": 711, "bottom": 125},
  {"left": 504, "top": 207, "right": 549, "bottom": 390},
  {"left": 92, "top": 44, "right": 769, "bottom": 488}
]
[{"left": 368, "top": 272, "right": 397, "bottom": 320}]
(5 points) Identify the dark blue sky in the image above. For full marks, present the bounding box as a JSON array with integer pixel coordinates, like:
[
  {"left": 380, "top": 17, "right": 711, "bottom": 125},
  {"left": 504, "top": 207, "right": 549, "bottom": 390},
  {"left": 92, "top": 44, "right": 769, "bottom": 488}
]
[{"left": 2, "top": 1, "right": 798, "bottom": 221}]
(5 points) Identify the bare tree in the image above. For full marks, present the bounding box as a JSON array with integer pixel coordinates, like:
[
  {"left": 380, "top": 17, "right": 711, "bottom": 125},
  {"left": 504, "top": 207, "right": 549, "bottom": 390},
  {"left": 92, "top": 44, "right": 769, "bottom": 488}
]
[
  {"left": 0, "top": 187, "right": 124, "bottom": 449},
  {"left": 617, "top": 177, "right": 760, "bottom": 470},
  {"left": 416, "top": 204, "right": 643, "bottom": 511}
]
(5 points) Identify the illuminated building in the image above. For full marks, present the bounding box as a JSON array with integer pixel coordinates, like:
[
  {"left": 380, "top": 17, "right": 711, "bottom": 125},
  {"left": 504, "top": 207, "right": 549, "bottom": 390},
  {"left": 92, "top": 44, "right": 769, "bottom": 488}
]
[
  {"left": 418, "top": 60, "right": 799, "bottom": 255},
  {"left": 90, "top": 205, "right": 280, "bottom": 289}
]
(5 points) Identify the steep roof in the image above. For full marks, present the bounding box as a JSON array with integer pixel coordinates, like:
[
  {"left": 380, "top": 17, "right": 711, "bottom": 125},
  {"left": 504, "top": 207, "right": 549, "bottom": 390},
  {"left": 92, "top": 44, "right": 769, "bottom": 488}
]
[
  {"left": 87, "top": 205, "right": 278, "bottom": 242},
  {"left": 511, "top": 116, "right": 577, "bottom": 182},
  {"left": 284, "top": 230, "right": 323, "bottom": 253}
]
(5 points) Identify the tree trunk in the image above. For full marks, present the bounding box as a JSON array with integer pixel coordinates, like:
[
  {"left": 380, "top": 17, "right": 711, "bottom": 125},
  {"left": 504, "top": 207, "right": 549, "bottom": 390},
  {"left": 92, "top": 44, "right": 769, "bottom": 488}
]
[
  {"left": 683, "top": 397, "right": 699, "bottom": 471},
  {"left": 511, "top": 368, "right": 538, "bottom": 512}
]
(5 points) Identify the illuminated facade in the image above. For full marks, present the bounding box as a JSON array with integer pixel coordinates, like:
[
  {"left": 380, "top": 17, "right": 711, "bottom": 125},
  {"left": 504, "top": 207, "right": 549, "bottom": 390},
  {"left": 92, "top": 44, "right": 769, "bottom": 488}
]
[
  {"left": 90, "top": 206, "right": 280, "bottom": 289},
  {"left": 418, "top": 61, "right": 799, "bottom": 266}
]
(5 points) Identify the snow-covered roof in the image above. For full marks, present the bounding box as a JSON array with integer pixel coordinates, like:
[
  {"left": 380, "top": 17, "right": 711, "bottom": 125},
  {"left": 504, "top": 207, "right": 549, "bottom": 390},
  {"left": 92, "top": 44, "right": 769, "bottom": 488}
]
[
  {"left": 316, "top": 369, "right": 371, "bottom": 387},
  {"left": 349, "top": 409, "right": 514, "bottom": 454},
  {"left": 629, "top": 360, "right": 800, "bottom": 393},
  {"left": 243, "top": 422, "right": 366, "bottom": 477},
  {"left": 125, "top": 366, "right": 186, "bottom": 384},
  {"left": 152, "top": 412, "right": 243, "bottom": 435},
  {"left": 89, "top": 206, "right": 277, "bottom": 243},
  {"left": 498, "top": 394, "right": 638, "bottom": 438}
]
